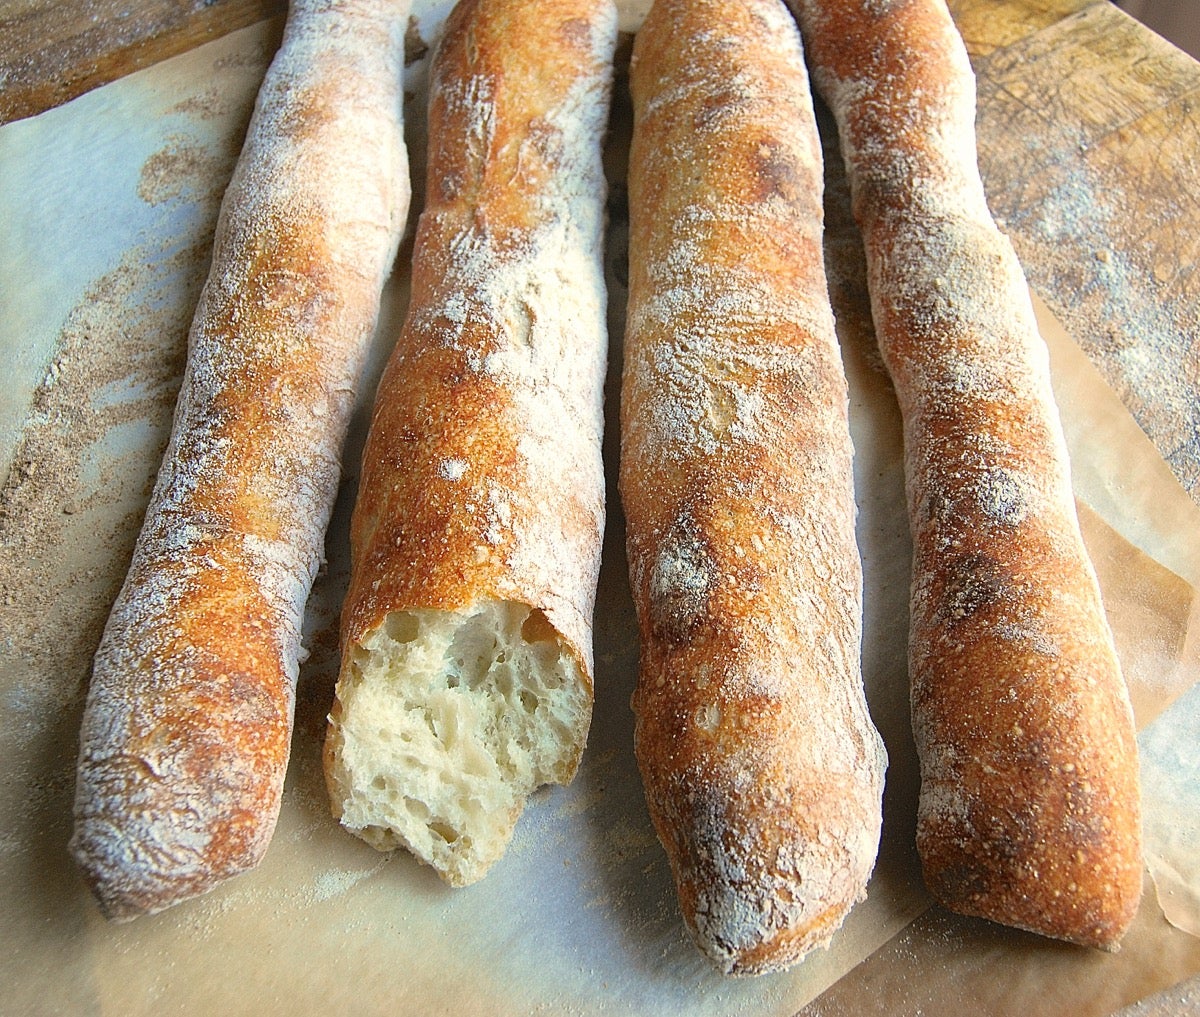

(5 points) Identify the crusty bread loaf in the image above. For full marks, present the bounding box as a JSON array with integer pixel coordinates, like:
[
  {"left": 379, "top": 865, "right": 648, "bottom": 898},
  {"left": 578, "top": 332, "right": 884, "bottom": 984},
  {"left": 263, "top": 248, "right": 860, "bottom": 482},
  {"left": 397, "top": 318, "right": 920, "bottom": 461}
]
[
  {"left": 620, "top": 0, "right": 887, "bottom": 976},
  {"left": 790, "top": 0, "right": 1143, "bottom": 948},
  {"left": 70, "top": 0, "right": 412, "bottom": 920},
  {"left": 323, "top": 0, "right": 616, "bottom": 888}
]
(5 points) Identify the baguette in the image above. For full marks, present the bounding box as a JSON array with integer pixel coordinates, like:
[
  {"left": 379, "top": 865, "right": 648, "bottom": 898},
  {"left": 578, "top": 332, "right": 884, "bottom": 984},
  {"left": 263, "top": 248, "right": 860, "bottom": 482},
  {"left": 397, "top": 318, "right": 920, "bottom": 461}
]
[
  {"left": 790, "top": 0, "right": 1143, "bottom": 948},
  {"left": 621, "top": 0, "right": 887, "bottom": 975},
  {"left": 70, "top": 0, "right": 412, "bottom": 920},
  {"left": 323, "top": 0, "right": 616, "bottom": 887}
]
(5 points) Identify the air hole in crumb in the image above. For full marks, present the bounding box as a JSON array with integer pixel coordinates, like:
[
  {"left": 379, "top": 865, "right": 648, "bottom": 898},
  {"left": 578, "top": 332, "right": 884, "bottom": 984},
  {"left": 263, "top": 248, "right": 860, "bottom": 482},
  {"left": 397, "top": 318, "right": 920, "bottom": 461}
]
[
  {"left": 403, "top": 796, "right": 431, "bottom": 821},
  {"left": 521, "top": 609, "right": 557, "bottom": 644},
  {"left": 519, "top": 690, "right": 540, "bottom": 713},
  {"left": 430, "top": 821, "right": 458, "bottom": 843},
  {"left": 384, "top": 612, "right": 420, "bottom": 643}
]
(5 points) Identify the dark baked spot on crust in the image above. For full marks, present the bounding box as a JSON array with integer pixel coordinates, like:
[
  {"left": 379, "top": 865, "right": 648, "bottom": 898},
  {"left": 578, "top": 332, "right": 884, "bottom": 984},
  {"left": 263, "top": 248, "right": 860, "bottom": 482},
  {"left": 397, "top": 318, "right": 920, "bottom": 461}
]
[
  {"left": 523, "top": 116, "right": 560, "bottom": 171},
  {"left": 693, "top": 89, "right": 737, "bottom": 133},
  {"left": 753, "top": 139, "right": 802, "bottom": 202},
  {"left": 941, "top": 550, "right": 1009, "bottom": 622},
  {"left": 921, "top": 791, "right": 1040, "bottom": 905},
  {"left": 560, "top": 16, "right": 592, "bottom": 50}
]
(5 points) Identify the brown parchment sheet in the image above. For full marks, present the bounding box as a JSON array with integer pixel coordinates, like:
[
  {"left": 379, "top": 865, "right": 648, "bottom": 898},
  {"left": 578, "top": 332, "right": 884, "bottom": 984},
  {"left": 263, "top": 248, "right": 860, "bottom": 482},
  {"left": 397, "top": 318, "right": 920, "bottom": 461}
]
[{"left": 0, "top": 8, "right": 1196, "bottom": 1016}]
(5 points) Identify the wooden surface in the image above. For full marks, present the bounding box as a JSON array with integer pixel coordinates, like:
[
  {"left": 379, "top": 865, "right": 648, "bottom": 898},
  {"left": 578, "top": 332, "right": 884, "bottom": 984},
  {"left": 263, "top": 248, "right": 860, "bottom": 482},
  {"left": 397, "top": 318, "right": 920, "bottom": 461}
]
[
  {"left": 0, "top": 0, "right": 287, "bottom": 125},
  {"left": 3, "top": 0, "right": 1194, "bottom": 502},
  {"left": 960, "top": 0, "right": 1200, "bottom": 502}
]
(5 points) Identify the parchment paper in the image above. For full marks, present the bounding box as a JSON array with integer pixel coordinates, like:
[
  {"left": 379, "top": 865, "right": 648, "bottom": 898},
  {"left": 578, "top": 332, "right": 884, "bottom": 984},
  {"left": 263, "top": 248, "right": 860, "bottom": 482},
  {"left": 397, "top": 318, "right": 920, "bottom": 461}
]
[
  {"left": 1037, "top": 293, "right": 1200, "bottom": 944},
  {"left": 0, "top": 9, "right": 1196, "bottom": 1016}
]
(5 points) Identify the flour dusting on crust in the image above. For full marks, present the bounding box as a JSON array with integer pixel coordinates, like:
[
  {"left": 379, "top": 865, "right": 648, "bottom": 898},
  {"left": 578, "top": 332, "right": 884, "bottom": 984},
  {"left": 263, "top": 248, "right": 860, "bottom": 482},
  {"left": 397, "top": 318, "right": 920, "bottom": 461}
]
[
  {"left": 325, "top": 0, "right": 617, "bottom": 887},
  {"left": 71, "top": 0, "right": 413, "bottom": 919},
  {"left": 793, "top": 0, "right": 1142, "bottom": 948},
  {"left": 622, "top": 0, "right": 887, "bottom": 975}
]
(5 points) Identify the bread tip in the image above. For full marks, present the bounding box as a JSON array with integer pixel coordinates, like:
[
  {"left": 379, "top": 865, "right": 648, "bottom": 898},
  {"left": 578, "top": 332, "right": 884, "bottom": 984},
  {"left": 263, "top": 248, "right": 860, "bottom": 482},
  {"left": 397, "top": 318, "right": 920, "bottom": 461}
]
[
  {"left": 69, "top": 782, "right": 276, "bottom": 922},
  {"left": 69, "top": 841, "right": 185, "bottom": 923},
  {"left": 689, "top": 887, "right": 856, "bottom": 978},
  {"left": 921, "top": 851, "right": 1143, "bottom": 952},
  {"left": 657, "top": 784, "right": 879, "bottom": 977},
  {"left": 70, "top": 822, "right": 267, "bottom": 922}
]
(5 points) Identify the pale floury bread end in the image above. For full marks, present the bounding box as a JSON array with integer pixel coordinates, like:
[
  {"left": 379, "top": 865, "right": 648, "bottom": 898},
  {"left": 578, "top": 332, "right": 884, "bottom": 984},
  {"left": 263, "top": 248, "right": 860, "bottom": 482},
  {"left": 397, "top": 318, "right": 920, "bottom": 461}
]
[{"left": 324, "top": 599, "right": 591, "bottom": 886}]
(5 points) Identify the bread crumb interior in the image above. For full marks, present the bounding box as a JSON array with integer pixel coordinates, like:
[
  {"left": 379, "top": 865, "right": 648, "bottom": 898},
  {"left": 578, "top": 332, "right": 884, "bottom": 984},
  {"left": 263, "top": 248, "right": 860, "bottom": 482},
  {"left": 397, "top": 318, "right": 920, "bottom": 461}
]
[{"left": 327, "top": 599, "right": 589, "bottom": 885}]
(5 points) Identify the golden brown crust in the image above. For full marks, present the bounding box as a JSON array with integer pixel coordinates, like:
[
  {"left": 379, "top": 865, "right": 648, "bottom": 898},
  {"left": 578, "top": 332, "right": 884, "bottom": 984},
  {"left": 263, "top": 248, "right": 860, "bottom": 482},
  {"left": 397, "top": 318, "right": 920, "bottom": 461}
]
[
  {"left": 337, "top": 0, "right": 615, "bottom": 683},
  {"left": 329, "top": 0, "right": 615, "bottom": 829},
  {"left": 70, "top": 0, "right": 411, "bottom": 920},
  {"left": 791, "top": 0, "right": 1143, "bottom": 948},
  {"left": 621, "top": 0, "right": 886, "bottom": 976}
]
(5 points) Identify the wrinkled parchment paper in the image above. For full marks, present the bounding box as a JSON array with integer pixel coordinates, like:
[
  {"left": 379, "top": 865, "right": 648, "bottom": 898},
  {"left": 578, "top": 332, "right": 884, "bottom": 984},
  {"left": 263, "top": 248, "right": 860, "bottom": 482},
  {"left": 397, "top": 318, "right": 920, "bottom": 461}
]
[
  {"left": 1040, "top": 293, "right": 1200, "bottom": 945},
  {"left": 0, "top": 9, "right": 1196, "bottom": 1016}
]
